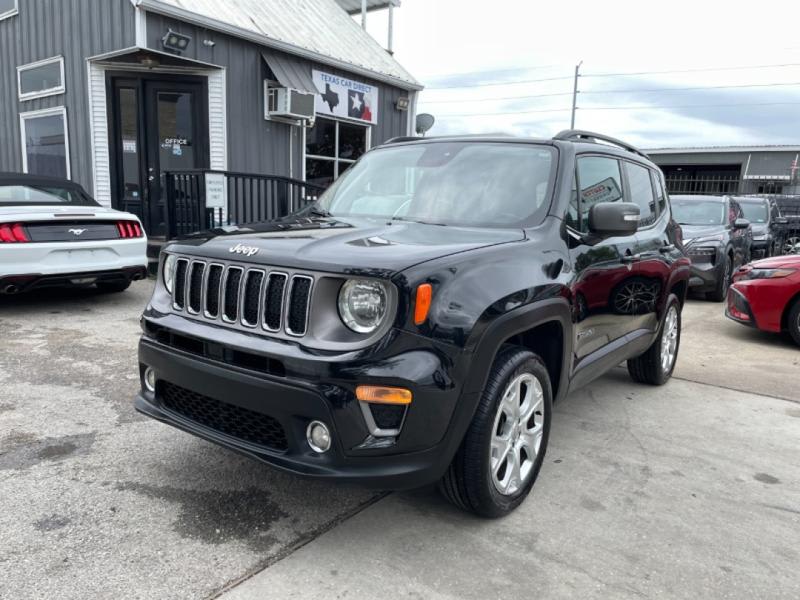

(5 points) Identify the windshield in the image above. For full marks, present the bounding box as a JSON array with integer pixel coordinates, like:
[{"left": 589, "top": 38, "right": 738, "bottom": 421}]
[
  {"left": 314, "top": 142, "right": 556, "bottom": 227},
  {"left": 0, "top": 185, "right": 99, "bottom": 207},
  {"left": 672, "top": 199, "right": 725, "bottom": 226},
  {"left": 739, "top": 202, "right": 768, "bottom": 223}
]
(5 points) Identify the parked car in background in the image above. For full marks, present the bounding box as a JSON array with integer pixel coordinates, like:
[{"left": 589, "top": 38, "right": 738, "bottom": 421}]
[
  {"left": 727, "top": 255, "right": 800, "bottom": 347},
  {"left": 135, "top": 130, "right": 690, "bottom": 517},
  {"left": 0, "top": 173, "right": 147, "bottom": 294},
  {"left": 735, "top": 196, "right": 785, "bottom": 258},
  {"left": 671, "top": 195, "right": 752, "bottom": 301}
]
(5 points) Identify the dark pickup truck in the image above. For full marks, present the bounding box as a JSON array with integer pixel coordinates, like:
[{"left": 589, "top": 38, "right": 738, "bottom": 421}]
[{"left": 135, "top": 130, "right": 690, "bottom": 517}]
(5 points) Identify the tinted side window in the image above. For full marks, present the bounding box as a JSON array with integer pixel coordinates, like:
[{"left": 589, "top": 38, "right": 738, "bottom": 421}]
[
  {"left": 651, "top": 169, "right": 668, "bottom": 215},
  {"left": 576, "top": 156, "right": 624, "bottom": 233},
  {"left": 625, "top": 162, "right": 656, "bottom": 227}
]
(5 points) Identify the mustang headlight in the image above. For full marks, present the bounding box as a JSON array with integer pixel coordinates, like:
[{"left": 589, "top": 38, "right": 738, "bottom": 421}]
[
  {"left": 338, "top": 279, "right": 389, "bottom": 333},
  {"left": 163, "top": 254, "right": 178, "bottom": 294}
]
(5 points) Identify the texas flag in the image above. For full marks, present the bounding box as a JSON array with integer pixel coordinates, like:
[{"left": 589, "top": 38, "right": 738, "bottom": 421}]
[{"left": 348, "top": 90, "right": 372, "bottom": 122}]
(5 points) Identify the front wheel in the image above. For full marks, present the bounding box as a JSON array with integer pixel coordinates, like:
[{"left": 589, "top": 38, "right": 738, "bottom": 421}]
[
  {"left": 439, "top": 347, "right": 552, "bottom": 518},
  {"left": 706, "top": 254, "right": 731, "bottom": 302},
  {"left": 627, "top": 294, "right": 682, "bottom": 385},
  {"left": 788, "top": 299, "right": 800, "bottom": 348}
]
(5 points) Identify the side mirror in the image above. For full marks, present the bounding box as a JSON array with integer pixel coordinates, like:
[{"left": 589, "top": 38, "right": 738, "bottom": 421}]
[
  {"left": 734, "top": 218, "right": 750, "bottom": 229},
  {"left": 774, "top": 217, "right": 789, "bottom": 225},
  {"left": 588, "top": 202, "right": 640, "bottom": 237}
]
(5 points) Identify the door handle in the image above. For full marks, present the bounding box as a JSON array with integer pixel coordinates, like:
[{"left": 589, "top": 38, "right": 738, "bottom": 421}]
[{"left": 659, "top": 244, "right": 676, "bottom": 253}]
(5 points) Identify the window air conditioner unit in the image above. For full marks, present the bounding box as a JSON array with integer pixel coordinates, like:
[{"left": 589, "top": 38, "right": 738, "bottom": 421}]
[{"left": 265, "top": 85, "right": 315, "bottom": 121}]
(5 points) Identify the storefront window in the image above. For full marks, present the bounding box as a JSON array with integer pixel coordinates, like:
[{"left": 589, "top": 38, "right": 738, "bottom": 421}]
[{"left": 306, "top": 117, "right": 368, "bottom": 188}]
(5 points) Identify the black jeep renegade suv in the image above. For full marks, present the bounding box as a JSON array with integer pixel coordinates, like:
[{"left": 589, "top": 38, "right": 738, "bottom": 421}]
[{"left": 136, "top": 130, "right": 690, "bottom": 517}]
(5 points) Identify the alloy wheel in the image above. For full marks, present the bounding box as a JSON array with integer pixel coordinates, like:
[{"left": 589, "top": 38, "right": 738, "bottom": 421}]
[
  {"left": 490, "top": 373, "right": 545, "bottom": 496},
  {"left": 660, "top": 305, "right": 679, "bottom": 373}
]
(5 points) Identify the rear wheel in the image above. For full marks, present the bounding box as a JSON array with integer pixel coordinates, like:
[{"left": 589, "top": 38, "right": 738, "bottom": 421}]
[
  {"left": 439, "top": 347, "right": 552, "bottom": 518},
  {"left": 706, "top": 254, "right": 731, "bottom": 302},
  {"left": 628, "top": 294, "right": 681, "bottom": 385},
  {"left": 788, "top": 299, "right": 800, "bottom": 348},
  {"left": 96, "top": 280, "right": 131, "bottom": 294}
]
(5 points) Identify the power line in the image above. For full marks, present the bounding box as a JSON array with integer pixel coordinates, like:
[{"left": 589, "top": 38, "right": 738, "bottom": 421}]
[
  {"left": 423, "top": 62, "right": 800, "bottom": 90},
  {"left": 422, "top": 81, "right": 800, "bottom": 105},
  {"left": 583, "top": 62, "right": 800, "bottom": 78},
  {"left": 436, "top": 101, "right": 800, "bottom": 118}
]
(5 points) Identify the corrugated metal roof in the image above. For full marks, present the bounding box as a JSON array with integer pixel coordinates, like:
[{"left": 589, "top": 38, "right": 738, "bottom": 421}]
[
  {"left": 335, "top": 0, "right": 400, "bottom": 14},
  {"left": 647, "top": 145, "right": 800, "bottom": 154},
  {"left": 135, "top": 0, "right": 421, "bottom": 90},
  {"left": 261, "top": 50, "right": 316, "bottom": 94}
]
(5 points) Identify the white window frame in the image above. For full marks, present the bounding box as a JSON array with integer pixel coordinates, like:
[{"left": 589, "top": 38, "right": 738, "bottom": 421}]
[
  {"left": 19, "top": 106, "right": 71, "bottom": 179},
  {"left": 17, "top": 55, "right": 66, "bottom": 101},
  {"left": 305, "top": 116, "right": 371, "bottom": 182},
  {"left": 0, "top": 0, "right": 18, "bottom": 22}
]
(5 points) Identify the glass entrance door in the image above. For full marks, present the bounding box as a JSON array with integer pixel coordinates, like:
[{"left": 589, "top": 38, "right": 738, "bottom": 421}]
[{"left": 110, "top": 76, "right": 208, "bottom": 237}]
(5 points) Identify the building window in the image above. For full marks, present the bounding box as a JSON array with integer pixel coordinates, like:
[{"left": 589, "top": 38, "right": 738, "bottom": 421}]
[
  {"left": 20, "top": 107, "right": 71, "bottom": 179},
  {"left": 17, "top": 56, "right": 66, "bottom": 101},
  {"left": 0, "top": 0, "right": 18, "bottom": 21},
  {"left": 305, "top": 117, "right": 368, "bottom": 187}
]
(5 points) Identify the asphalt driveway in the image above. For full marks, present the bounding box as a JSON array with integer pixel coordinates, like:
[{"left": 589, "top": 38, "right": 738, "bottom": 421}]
[{"left": 1, "top": 282, "right": 798, "bottom": 599}]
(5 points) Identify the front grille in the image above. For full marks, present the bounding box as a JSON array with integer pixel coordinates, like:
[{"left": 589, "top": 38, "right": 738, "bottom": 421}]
[
  {"left": 160, "top": 381, "right": 288, "bottom": 451},
  {"left": 171, "top": 258, "right": 313, "bottom": 338}
]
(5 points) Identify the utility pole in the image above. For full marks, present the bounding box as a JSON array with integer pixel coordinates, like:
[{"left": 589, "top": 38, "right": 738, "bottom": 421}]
[{"left": 570, "top": 60, "right": 582, "bottom": 129}]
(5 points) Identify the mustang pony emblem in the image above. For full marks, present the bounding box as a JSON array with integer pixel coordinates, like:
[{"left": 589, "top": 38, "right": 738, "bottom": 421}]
[
  {"left": 68, "top": 229, "right": 87, "bottom": 236},
  {"left": 229, "top": 243, "right": 259, "bottom": 257}
]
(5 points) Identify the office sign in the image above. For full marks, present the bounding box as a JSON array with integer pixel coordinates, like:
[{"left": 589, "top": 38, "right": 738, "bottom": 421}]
[{"left": 312, "top": 70, "right": 378, "bottom": 125}]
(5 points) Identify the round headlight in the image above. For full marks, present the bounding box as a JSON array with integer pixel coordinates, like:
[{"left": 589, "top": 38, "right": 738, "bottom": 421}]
[
  {"left": 338, "top": 279, "right": 389, "bottom": 334},
  {"left": 163, "top": 254, "right": 177, "bottom": 294}
]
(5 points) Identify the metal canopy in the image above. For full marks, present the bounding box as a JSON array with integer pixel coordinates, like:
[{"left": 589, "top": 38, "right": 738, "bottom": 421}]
[
  {"left": 335, "top": 0, "right": 400, "bottom": 14},
  {"left": 261, "top": 50, "right": 317, "bottom": 95}
]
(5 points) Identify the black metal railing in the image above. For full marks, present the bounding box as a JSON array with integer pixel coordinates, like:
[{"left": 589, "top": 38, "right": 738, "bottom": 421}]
[
  {"left": 164, "top": 170, "right": 327, "bottom": 240},
  {"left": 665, "top": 176, "right": 741, "bottom": 196}
]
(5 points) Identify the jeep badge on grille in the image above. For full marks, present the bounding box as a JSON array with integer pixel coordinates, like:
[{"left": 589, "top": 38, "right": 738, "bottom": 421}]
[{"left": 229, "top": 243, "right": 259, "bottom": 257}]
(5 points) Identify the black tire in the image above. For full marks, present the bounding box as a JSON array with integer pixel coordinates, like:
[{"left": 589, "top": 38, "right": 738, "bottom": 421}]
[
  {"left": 627, "top": 294, "right": 682, "bottom": 386},
  {"left": 439, "top": 346, "right": 552, "bottom": 518},
  {"left": 96, "top": 280, "right": 131, "bottom": 293},
  {"left": 788, "top": 299, "right": 800, "bottom": 348},
  {"left": 706, "top": 254, "right": 731, "bottom": 302}
]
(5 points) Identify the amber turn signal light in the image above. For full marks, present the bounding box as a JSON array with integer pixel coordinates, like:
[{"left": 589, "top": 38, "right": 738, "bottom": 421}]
[
  {"left": 414, "top": 283, "right": 432, "bottom": 325},
  {"left": 356, "top": 385, "right": 413, "bottom": 405}
]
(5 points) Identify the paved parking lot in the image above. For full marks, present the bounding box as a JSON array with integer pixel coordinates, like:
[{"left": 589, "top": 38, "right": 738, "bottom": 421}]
[{"left": 1, "top": 281, "right": 798, "bottom": 599}]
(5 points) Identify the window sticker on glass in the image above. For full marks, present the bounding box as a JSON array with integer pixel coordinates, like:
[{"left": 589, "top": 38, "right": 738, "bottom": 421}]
[{"left": 581, "top": 177, "right": 622, "bottom": 207}]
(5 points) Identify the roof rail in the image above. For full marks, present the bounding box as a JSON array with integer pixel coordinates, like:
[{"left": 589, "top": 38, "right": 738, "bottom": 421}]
[{"left": 553, "top": 129, "right": 649, "bottom": 159}]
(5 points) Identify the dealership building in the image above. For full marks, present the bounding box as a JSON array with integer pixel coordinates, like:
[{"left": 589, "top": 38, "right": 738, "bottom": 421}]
[
  {"left": 0, "top": 0, "right": 420, "bottom": 236},
  {"left": 647, "top": 146, "right": 800, "bottom": 196}
]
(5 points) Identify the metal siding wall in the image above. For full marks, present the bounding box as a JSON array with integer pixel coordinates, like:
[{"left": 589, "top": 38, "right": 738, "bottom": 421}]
[
  {"left": 144, "top": 13, "right": 408, "bottom": 179},
  {"left": 0, "top": 0, "right": 136, "bottom": 191}
]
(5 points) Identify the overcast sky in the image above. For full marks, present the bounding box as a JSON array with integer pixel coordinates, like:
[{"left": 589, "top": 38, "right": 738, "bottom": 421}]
[{"left": 363, "top": 0, "right": 800, "bottom": 147}]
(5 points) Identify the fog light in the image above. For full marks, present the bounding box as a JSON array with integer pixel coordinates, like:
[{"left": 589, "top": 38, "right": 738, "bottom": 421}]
[
  {"left": 143, "top": 367, "right": 157, "bottom": 393},
  {"left": 306, "top": 421, "right": 331, "bottom": 453}
]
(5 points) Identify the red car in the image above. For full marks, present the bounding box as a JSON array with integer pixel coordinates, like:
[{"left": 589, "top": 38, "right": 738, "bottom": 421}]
[{"left": 726, "top": 255, "right": 800, "bottom": 346}]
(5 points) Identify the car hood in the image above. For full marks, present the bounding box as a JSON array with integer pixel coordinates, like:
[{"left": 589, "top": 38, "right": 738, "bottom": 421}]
[
  {"left": 750, "top": 223, "right": 768, "bottom": 236},
  {"left": 748, "top": 255, "right": 800, "bottom": 269},
  {"left": 167, "top": 217, "right": 526, "bottom": 276},
  {"left": 680, "top": 224, "right": 725, "bottom": 243},
  {"left": 0, "top": 204, "right": 126, "bottom": 220}
]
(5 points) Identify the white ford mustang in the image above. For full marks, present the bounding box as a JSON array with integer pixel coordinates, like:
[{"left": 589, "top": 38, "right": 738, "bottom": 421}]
[{"left": 0, "top": 173, "right": 148, "bottom": 294}]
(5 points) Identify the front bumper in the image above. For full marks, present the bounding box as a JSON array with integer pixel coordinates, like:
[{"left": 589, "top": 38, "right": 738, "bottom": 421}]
[
  {"left": 686, "top": 247, "right": 724, "bottom": 291},
  {"left": 135, "top": 317, "right": 470, "bottom": 489},
  {"left": 725, "top": 286, "right": 757, "bottom": 328}
]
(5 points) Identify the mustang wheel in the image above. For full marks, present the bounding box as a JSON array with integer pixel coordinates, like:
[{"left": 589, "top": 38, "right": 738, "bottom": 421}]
[
  {"left": 439, "top": 347, "right": 552, "bottom": 517},
  {"left": 628, "top": 294, "right": 682, "bottom": 385}
]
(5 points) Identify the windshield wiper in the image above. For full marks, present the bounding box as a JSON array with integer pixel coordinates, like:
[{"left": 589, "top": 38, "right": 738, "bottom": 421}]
[
  {"left": 390, "top": 216, "right": 447, "bottom": 226},
  {"left": 306, "top": 206, "right": 333, "bottom": 218}
]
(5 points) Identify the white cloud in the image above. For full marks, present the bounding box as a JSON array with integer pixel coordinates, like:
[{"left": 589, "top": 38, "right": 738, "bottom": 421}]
[{"left": 363, "top": 0, "right": 800, "bottom": 146}]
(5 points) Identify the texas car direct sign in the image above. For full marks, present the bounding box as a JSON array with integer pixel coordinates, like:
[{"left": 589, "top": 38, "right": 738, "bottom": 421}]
[{"left": 312, "top": 70, "right": 378, "bottom": 125}]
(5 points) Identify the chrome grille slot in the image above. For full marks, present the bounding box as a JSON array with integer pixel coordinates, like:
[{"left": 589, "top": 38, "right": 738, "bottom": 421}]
[
  {"left": 241, "top": 270, "right": 265, "bottom": 328},
  {"left": 187, "top": 262, "right": 205, "bottom": 314},
  {"left": 263, "top": 273, "right": 287, "bottom": 332},
  {"left": 222, "top": 267, "right": 244, "bottom": 323},
  {"left": 286, "top": 275, "right": 313, "bottom": 336},
  {"left": 173, "top": 259, "right": 189, "bottom": 309},
  {"left": 204, "top": 264, "right": 224, "bottom": 318}
]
